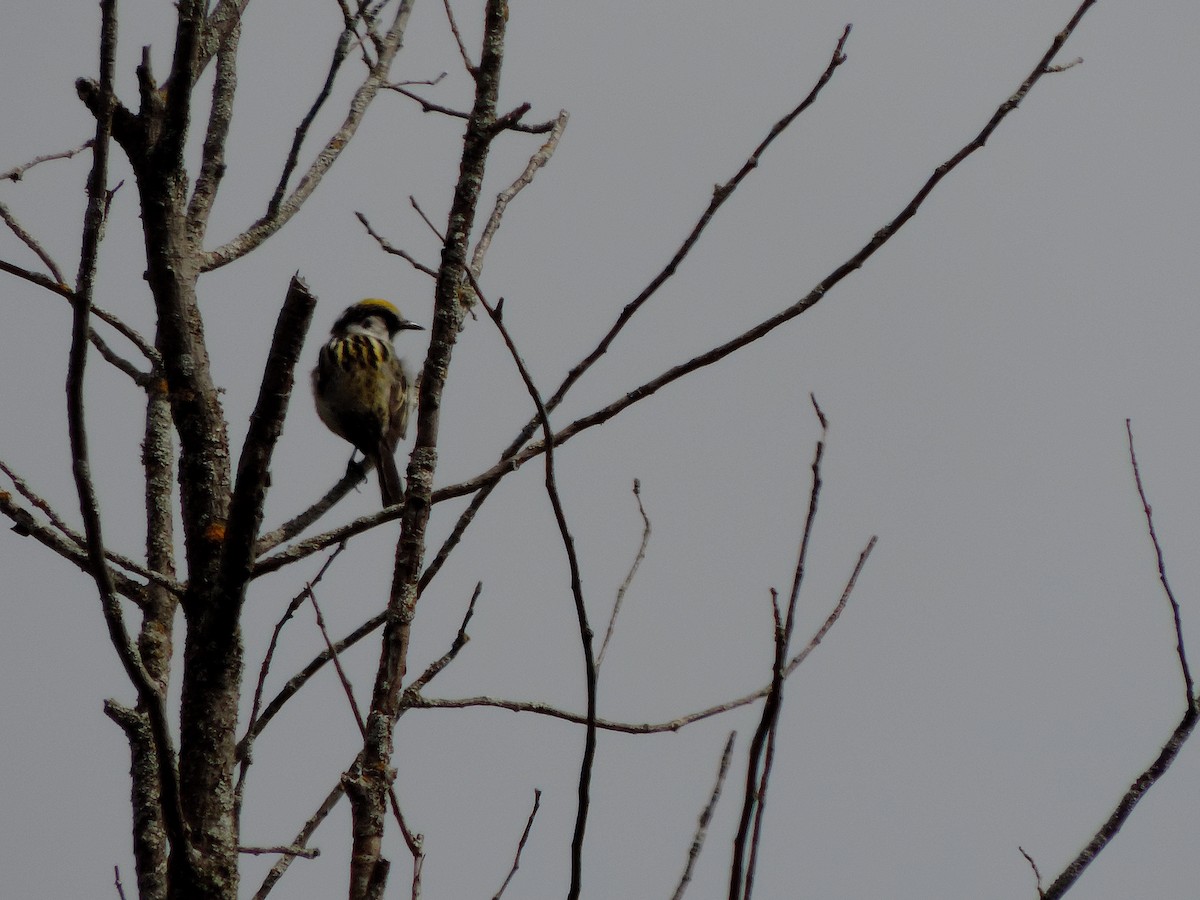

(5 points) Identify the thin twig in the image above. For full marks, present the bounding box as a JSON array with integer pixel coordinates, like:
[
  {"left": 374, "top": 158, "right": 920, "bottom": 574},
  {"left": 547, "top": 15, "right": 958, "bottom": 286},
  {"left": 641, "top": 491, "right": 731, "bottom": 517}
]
[
  {"left": 266, "top": 28, "right": 353, "bottom": 220},
  {"left": 0, "top": 459, "right": 181, "bottom": 597},
  {"left": 423, "top": 6, "right": 1098, "bottom": 511},
  {"left": 730, "top": 585, "right": 789, "bottom": 899},
  {"left": 470, "top": 109, "right": 569, "bottom": 276},
  {"left": 201, "top": 1, "right": 417, "bottom": 271},
  {"left": 114, "top": 865, "right": 128, "bottom": 900},
  {"left": 404, "top": 581, "right": 482, "bottom": 695},
  {"left": 1019, "top": 846, "right": 1046, "bottom": 899},
  {"left": 671, "top": 732, "right": 737, "bottom": 900},
  {"left": 309, "top": 581, "right": 368, "bottom": 737},
  {"left": 470, "top": 273, "right": 597, "bottom": 900},
  {"left": 1037, "top": 417, "right": 1200, "bottom": 897},
  {"left": 238, "top": 845, "right": 320, "bottom": 859},
  {"left": 0, "top": 489, "right": 149, "bottom": 603},
  {"left": 1042, "top": 703, "right": 1199, "bottom": 899},
  {"left": 1126, "top": 419, "right": 1194, "bottom": 699},
  {"left": 440, "top": 0, "right": 474, "bottom": 71},
  {"left": 492, "top": 789, "right": 542, "bottom": 900},
  {"left": 252, "top": 779, "right": 346, "bottom": 900},
  {"left": 596, "top": 479, "right": 651, "bottom": 671},
  {"left": 1, "top": 140, "right": 93, "bottom": 181},
  {"left": 71, "top": 0, "right": 190, "bottom": 868},
  {"left": 356, "top": 211, "right": 439, "bottom": 278},
  {"left": 411, "top": 534, "right": 874, "bottom": 734},
  {"left": 0, "top": 198, "right": 67, "bottom": 283},
  {"left": 236, "top": 541, "right": 347, "bottom": 813}
]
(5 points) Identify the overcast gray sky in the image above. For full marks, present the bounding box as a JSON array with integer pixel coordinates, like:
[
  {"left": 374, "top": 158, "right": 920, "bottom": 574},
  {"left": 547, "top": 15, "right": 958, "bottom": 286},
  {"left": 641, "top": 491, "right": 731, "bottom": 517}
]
[{"left": 3, "top": 1, "right": 1200, "bottom": 898}]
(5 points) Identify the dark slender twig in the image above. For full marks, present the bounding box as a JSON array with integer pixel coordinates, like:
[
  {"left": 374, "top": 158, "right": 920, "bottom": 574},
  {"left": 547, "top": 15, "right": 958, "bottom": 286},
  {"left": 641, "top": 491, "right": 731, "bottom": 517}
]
[
  {"left": 70, "top": 0, "right": 190, "bottom": 868},
  {"left": 1126, "top": 419, "right": 1194, "bottom": 699},
  {"left": 404, "top": 581, "right": 482, "bottom": 695},
  {"left": 422, "top": 5, "right": 1098, "bottom": 511},
  {"left": 730, "top": 587, "right": 790, "bottom": 898},
  {"left": 252, "top": 779, "right": 346, "bottom": 900},
  {"left": 596, "top": 479, "right": 651, "bottom": 671},
  {"left": 470, "top": 109, "right": 569, "bottom": 276},
  {"left": 1019, "top": 846, "right": 1046, "bottom": 899},
  {"left": 356, "top": 211, "right": 439, "bottom": 278},
  {"left": 201, "top": 1, "right": 416, "bottom": 271},
  {"left": 1, "top": 140, "right": 93, "bottom": 181},
  {"left": 113, "top": 865, "right": 128, "bottom": 900},
  {"left": 492, "top": 789, "right": 542, "bottom": 900},
  {"left": 409, "top": 534, "right": 875, "bottom": 733},
  {"left": 266, "top": 29, "right": 353, "bottom": 219},
  {"left": 1042, "top": 704, "right": 1199, "bottom": 899},
  {"left": 235, "top": 540, "right": 347, "bottom": 814},
  {"left": 1038, "top": 416, "right": 1200, "bottom": 898},
  {"left": 671, "top": 732, "right": 737, "bottom": 900},
  {"left": 0, "top": 460, "right": 180, "bottom": 597},
  {"left": 254, "top": 465, "right": 367, "bottom": 556},
  {"left": 0, "top": 198, "right": 67, "bottom": 283},
  {"left": 440, "top": 0, "right": 474, "bottom": 71},
  {"left": 309, "top": 581, "right": 368, "bottom": 737},
  {"left": 238, "top": 845, "right": 320, "bottom": 859},
  {"left": 470, "top": 274, "right": 596, "bottom": 900}
]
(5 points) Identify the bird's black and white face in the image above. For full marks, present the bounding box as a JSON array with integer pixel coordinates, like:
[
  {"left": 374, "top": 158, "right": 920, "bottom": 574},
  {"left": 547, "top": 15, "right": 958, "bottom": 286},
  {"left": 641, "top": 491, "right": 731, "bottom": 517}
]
[
  {"left": 339, "top": 312, "right": 393, "bottom": 341},
  {"left": 331, "top": 299, "right": 424, "bottom": 343}
]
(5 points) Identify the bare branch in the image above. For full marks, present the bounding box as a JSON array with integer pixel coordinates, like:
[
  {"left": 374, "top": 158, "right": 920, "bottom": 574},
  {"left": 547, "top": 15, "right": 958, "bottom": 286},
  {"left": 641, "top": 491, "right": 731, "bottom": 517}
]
[
  {"left": 265, "top": 29, "right": 353, "bottom": 221},
  {"left": 238, "top": 845, "right": 320, "bottom": 860},
  {"left": 70, "top": 0, "right": 190, "bottom": 867},
  {"left": 440, "top": 0, "right": 474, "bottom": 72},
  {"left": 410, "top": 534, "right": 875, "bottom": 733},
  {"left": 474, "top": 278, "right": 596, "bottom": 900},
  {"left": 470, "top": 109, "right": 569, "bottom": 276},
  {"left": 1019, "top": 846, "right": 1046, "bottom": 899},
  {"left": 596, "top": 479, "right": 651, "bottom": 671},
  {"left": 0, "top": 459, "right": 181, "bottom": 598},
  {"left": 429, "top": 6, "right": 1098, "bottom": 512},
  {"left": 251, "top": 779, "right": 346, "bottom": 900},
  {"left": 186, "top": 13, "right": 240, "bottom": 233},
  {"left": 404, "top": 581, "right": 482, "bottom": 695},
  {"left": 1042, "top": 703, "right": 1199, "bottom": 899},
  {"left": 1038, "top": 417, "right": 1200, "bottom": 897},
  {"left": 0, "top": 257, "right": 72, "bottom": 296},
  {"left": 731, "top": 403, "right": 830, "bottom": 900},
  {"left": 0, "top": 198, "right": 67, "bottom": 284},
  {"left": 0, "top": 486, "right": 150, "bottom": 604},
  {"left": 218, "top": 276, "right": 316, "bottom": 598},
  {"left": 492, "top": 789, "right": 542, "bottom": 900},
  {"left": 356, "top": 211, "right": 439, "bottom": 278},
  {"left": 309, "top": 580, "right": 368, "bottom": 738},
  {"left": 236, "top": 542, "right": 346, "bottom": 814},
  {"left": 1, "top": 140, "right": 93, "bottom": 182},
  {"left": 254, "top": 464, "right": 368, "bottom": 556},
  {"left": 201, "top": 2, "right": 416, "bottom": 271},
  {"left": 671, "top": 732, "right": 736, "bottom": 900},
  {"left": 1126, "top": 419, "right": 1194, "bottom": 699}
]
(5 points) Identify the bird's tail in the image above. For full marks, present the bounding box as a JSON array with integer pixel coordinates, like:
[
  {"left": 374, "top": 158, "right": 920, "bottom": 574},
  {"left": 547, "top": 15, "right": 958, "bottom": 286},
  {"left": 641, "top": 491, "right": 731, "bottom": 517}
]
[{"left": 375, "top": 442, "right": 404, "bottom": 507}]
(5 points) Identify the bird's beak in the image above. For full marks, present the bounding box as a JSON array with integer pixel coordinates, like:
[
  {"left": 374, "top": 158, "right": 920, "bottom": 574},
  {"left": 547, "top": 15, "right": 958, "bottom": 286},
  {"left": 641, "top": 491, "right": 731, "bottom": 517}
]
[{"left": 400, "top": 320, "right": 425, "bottom": 331}]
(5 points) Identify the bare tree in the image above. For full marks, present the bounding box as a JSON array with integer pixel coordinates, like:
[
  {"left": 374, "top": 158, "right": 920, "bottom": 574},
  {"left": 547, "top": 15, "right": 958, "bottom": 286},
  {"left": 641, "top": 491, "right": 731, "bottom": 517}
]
[{"left": 2, "top": 1, "right": 1195, "bottom": 899}]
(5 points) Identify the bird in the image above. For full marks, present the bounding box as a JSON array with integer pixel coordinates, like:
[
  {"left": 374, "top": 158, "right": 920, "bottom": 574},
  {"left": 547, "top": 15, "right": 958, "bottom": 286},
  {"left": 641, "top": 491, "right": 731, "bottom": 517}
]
[{"left": 312, "top": 298, "right": 424, "bottom": 507}]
